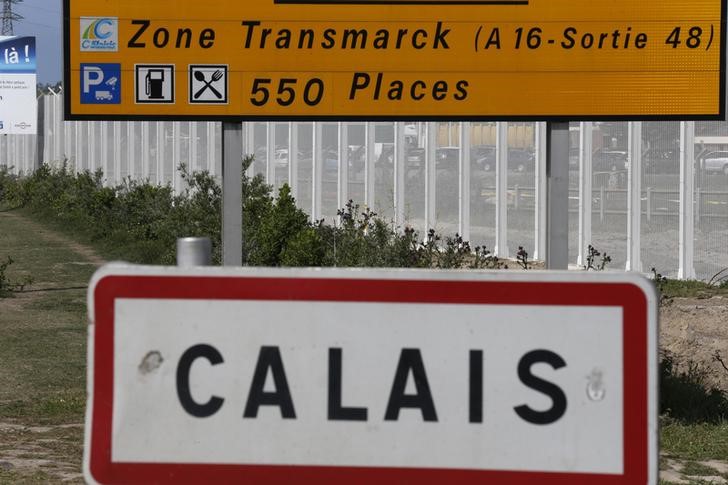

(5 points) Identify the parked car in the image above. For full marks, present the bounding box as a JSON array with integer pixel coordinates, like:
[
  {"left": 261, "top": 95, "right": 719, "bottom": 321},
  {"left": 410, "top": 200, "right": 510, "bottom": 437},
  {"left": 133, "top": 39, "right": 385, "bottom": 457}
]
[
  {"left": 507, "top": 148, "right": 535, "bottom": 173},
  {"left": 471, "top": 146, "right": 535, "bottom": 173},
  {"left": 471, "top": 145, "right": 496, "bottom": 172},
  {"left": 700, "top": 150, "right": 728, "bottom": 175},
  {"left": 592, "top": 149, "right": 628, "bottom": 172}
]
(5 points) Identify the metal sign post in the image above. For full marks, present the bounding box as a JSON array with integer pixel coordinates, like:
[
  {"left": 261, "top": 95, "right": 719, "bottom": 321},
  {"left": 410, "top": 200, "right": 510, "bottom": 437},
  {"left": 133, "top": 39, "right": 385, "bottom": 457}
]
[
  {"left": 222, "top": 122, "right": 242, "bottom": 266},
  {"left": 546, "top": 122, "right": 570, "bottom": 269}
]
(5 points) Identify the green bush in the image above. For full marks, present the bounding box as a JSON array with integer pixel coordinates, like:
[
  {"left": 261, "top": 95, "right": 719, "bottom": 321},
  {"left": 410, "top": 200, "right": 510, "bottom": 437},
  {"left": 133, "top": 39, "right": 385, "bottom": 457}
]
[
  {"left": 0, "top": 165, "right": 18, "bottom": 201},
  {"left": 0, "top": 255, "right": 15, "bottom": 296},
  {"left": 660, "top": 351, "right": 728, "bottom": 423},
  {"left": 0, "top": 158, "right": 519, "bottom": 269},
  {"left": 247, "top": 184, "right": 311, "bottom": 266},
  {"left": 0, "top": 158, "right": 509, "bottom": 270},
  {"left": 0, "top": 162, "right": 216, "bottom": 264},
  {"left": 0, "top": 256, "right": 32, "bottom": 296}
]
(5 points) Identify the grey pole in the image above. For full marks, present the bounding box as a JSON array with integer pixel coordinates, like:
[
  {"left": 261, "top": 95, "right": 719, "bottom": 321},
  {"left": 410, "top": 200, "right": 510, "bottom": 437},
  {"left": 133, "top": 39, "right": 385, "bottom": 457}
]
[
  {"left": 546, "top": 121, "right": 570, "bottom": 269},
  {"left": 425, "top": 122, "right": 437, "bottom": 233},
  {"left": 222, "top": 122, "right": 243, "bottom": 266},
  {"left": 458, "top": 122, "right": 471, "bottom": 242},
  {"left": 394, "top": 121, "right": 406, "bottom": 228},
  {"left": 678, "top": 121, "right": 696, "bottom": 279},
  {"left": 534, "top": 122, "right": 547, "bottom": 261},
  {"left": 177, "top": 237, "right": 212, "bottom": 267}
]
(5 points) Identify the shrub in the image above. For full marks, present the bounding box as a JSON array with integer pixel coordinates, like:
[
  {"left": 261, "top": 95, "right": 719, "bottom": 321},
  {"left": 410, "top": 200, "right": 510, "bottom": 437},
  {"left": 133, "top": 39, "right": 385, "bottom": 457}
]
[
  {"left": 0, "top": 256, "right": 14, "bottom": 296},
  {"left": 660, "top": 351, "right": 728, "bottom": 423},
  {"left": 247, "top": 184, "right": 310, "bottom": 266},
  {"left": 0, "top": 158, "right": 514, "bottom": 271},
  {"left": 584, "top": 244, "right": 611, "bottom": 271},
  {"left": 0, "top": 165, "right": 18, "bottom": 202},
  {"left": 0, "top": 256, "right": 33, "bottom": 296}
]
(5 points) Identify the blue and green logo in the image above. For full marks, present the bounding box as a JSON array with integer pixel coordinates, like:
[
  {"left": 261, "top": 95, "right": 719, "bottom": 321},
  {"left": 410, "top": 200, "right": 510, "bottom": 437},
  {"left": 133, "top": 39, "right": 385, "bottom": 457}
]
[{"left": 80, "top": 17, "right": 118, "bottom": 52}]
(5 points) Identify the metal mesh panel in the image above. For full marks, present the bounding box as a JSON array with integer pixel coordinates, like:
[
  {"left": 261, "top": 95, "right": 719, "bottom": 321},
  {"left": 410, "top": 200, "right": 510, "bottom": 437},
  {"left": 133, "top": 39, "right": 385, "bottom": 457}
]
[
  {"left": 163, "top": 122, "right": 175, "bottom": 185},
  {"left": 695, "top": 120, "right": 728, "bottom": 281},
  {"left": 71, "top": 122, "right": 82, "bottom": 176},
  {"left": 271, "top": 122, "right": 289, "bottom": 192},
  {"left": 51, "top": 96, "right": 65, "bottom": 164},
  {"left": 132, "top": 122, "right": 143, "bottom": 179},
  {"left": 322, "top": 122, "right": 340, "bottom": 222},
  {"left": 213, "top": 123, "right": 222, "bottom": 179},
  {"left": 641, "top": 121, "right": 680, "bottom": 277},
  {"left": 590, "top": 121, "right": 629, "bottom": 269},
  {"left": 507, "top": 122, "right": 536, "bottom": 257},
  {"left": 104, "top": 123, "right": 115, "bottom": 185},
  {"left": 403, "top": 122, "right": 426, "bottom": 238},
  {"left": 434, "top": 122, "right": 460, "bottom": 237},
  {"left": 92, "top": 122, "right": 103, "bottom": 176},
  {"left": 147, "top": 122, "right": 158, "bottom": 182},
  {"left": 64, "top": 120, "right": 75, "bottom": 169},
  {"left": 251, "top": 122, "right": 267, "bottom": 177},
  {"left": 469, "top": 122, "right": 496, "bottom": 252},
  {"left": 568, "top": 122, "right": 581, "bottom": 266},
  {"left": 347, "top": 123, "right": 366, "bottom": 212},
  {"left": 296, "top": 123, "right": 313, "bottom": 212}
]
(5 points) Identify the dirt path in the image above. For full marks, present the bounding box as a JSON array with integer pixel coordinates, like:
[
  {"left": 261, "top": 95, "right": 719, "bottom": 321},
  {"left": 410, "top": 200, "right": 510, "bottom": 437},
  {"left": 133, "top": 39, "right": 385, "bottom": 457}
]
[
  {"left": 661, "top": 296, "right": 728, "bottom": 392},
  {"left": 0, "top": 423, "right": 84, "bottom": 483},
  {"left": 661, "top": 456, "right": 728, "bottom": 484},
  {"left": 0, "top": 211, "right": 106, "bottom": 267},
  {"left": 0, "top": 210, "right": 102, "bottom": 483}
]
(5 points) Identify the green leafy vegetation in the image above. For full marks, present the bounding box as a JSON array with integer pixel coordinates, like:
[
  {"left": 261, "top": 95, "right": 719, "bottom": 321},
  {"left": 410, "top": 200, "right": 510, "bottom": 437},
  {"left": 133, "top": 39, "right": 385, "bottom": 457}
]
[
  {"left": 0, "top": 162, "right": 509, "bottom": 269},
  {"left": 1, "top": 162, "right": 223, "bottom": 265},
  {"left": 660, "top": 352, "right": 728, "bottom": 424},
  {"left": 661, "top": 420, "right": 728, "bottom": 461},
  {"left": 679, "top": 461, "right": 724, "bottom": 477},
  {"left": 0, "top": 256, "right": 33, "bottom": 296},
  {"left": 652, "top": 266, "right": 728, "bottom": 300},
  {"left": 584, "top": 244, "right": 611, "bottom": 271}
]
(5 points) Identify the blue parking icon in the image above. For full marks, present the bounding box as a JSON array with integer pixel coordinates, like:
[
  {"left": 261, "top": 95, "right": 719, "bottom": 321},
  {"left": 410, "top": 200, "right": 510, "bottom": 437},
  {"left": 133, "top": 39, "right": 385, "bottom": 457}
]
[{"left": 80, "top": 63, "right": 121, "bottom": 104}]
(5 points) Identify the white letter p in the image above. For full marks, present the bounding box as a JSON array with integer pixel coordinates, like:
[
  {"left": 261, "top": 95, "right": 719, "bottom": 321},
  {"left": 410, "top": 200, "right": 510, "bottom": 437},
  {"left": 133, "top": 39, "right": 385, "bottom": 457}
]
[{"left": 83, "top": 67, "right": 104, "bottom": 93}]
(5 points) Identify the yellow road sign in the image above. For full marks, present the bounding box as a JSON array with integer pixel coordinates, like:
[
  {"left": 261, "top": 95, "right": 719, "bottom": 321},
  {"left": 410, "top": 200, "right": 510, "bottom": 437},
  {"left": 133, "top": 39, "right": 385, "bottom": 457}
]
[{"left": 64, "top": 0, "right": 726, "bottom": 120}]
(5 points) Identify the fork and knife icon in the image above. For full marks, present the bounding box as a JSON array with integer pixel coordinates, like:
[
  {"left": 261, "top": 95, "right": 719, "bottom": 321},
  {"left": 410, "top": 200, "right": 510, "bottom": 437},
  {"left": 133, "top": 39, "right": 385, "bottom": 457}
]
[{"left": 193, "top": 69, "right": 224, "bottom": 99}]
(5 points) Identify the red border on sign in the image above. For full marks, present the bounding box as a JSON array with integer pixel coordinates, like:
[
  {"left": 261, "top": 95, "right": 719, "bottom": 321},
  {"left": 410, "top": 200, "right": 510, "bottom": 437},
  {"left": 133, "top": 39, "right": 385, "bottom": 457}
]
[{"left": 89, "top": 276, "right": 649, "bottom": 484}]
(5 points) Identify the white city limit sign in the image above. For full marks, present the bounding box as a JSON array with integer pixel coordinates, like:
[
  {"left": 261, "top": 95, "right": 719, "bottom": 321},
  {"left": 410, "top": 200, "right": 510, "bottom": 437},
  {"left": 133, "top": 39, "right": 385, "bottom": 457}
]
[{"left": 85, "top": 266, "right": 658, "bottom": 485}]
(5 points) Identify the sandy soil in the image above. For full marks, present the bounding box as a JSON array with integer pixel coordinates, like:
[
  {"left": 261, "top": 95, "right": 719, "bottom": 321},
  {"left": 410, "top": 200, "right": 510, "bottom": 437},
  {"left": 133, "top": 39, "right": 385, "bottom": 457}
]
[{"left": 661, "top": 295, "right": 728, "bottom": 392}]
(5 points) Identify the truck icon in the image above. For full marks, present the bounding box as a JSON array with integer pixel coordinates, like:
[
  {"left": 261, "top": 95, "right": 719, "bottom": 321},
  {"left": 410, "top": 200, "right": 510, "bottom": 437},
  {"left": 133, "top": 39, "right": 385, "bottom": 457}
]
[{"left": 95, "top": 91, "right": 114, "bottom": 101}]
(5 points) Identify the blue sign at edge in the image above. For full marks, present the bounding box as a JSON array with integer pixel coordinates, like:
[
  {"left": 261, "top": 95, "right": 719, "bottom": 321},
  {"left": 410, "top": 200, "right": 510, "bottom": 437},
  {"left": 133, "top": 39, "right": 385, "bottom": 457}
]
[{"left": 80, "top": 63, "right": 121, "bottom": 105}]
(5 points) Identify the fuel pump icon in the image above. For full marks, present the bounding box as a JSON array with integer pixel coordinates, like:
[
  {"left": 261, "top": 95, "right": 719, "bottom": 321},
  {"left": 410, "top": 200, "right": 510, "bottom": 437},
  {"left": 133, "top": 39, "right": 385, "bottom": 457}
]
[
  {"left": 135, "top": 65, "right": 174, "bottom": 104},
  {"left": 146, "top": 69, "right": 165, "bottom": 99}
]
